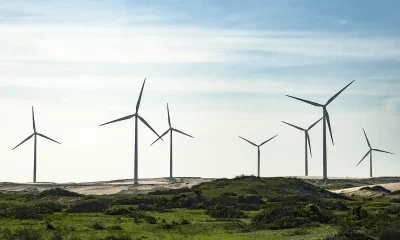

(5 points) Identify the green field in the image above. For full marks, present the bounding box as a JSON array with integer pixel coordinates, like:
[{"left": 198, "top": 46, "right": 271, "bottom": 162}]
[{"left": 0, "top": 177, "right": 399, "bottom": 240}]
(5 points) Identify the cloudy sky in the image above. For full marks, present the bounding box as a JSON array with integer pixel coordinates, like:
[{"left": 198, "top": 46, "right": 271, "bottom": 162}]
[{"left": 0, "top": 0, "right": 399, "bottom": 182}]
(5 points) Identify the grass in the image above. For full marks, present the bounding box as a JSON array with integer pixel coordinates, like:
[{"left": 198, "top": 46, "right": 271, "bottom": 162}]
[{"left": 0, "top": 177, "right": 398, "bottom": 239}]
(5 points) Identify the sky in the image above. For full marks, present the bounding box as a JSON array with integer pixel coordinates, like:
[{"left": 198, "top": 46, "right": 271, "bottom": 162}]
[{"left": 0, "top": 0, "right": 399, "bottom": 183}]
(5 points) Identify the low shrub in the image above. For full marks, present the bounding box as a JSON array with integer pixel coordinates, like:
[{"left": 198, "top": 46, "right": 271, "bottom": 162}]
[
  {"left": 380, "top": 228, "right": 400, "bottom": 240},
  {"left": 386, "top": 205, "right": 400, "bottom": 215},
  {"left": 108, "top": 224, "right": 122, "bottom": 230},
  {"left": 148, "top": 188, "right": 191, "bottom": 195},
  {"left": 36, "top": 202, "right": 64, "bottom": 213},
  {"left": 1, "top": 228, "right": 43, "bottom": 240},
  {"left": 39, "top": 188, "right": 81, "bottom": 198},
  {"left": 390, "top": 190, "right": 400, "bottom": 195},
  {"left": 144, "top": 215, "right": 157, "bottom": 224},
  {"left": 91, "top": 222, "right": 105, "bottom": 230},
  {"left": 205, "top": 203, "right": 245, "bottom": 219},
  {"left": 67, "top": 199, "right": 109, "bottom": 213},
  {"left": 104, "top": 206, "right": 134, "bottom": 215},
  {"left": 390, "top": 198, "right": 400, "bottom": 203}
]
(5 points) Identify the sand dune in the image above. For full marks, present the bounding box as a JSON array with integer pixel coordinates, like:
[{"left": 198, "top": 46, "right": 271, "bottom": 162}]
[{"left": 0, "top": 177, "right": 214, "bottom": 195}]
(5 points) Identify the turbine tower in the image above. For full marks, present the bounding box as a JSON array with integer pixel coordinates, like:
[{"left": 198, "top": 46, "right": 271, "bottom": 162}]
[
  {"left": 151, "top": 103, "right": 194, "bottom": 178},
  {"left": 12, "top": 107, "right": 61, "bottom": 183},
  {"left": 239, "top": 135, "right": 277, "bottom": 177},
  {"left": 281, "top": 118, "right": 322, "bottom": 176},
  {"left": 356, "top": 128, "right": 394, "bottom": 177},
  {"left": 286, "top": 80, "right": 354, "bottom": 180},
  {"left": 99, "top": 78, "right": 162, "bottom": 185}
]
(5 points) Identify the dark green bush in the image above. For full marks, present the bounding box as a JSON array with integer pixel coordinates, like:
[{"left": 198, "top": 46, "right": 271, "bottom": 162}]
[
  {"left": 205, "top": 203, "right": 245, "bottom": 219},
  {"left": 39, "top": 188, "right": 81, "bottom": 198},
  {"left": 144, "top": 215, "right": 157, "bottom": 224},
  {"left": 91, "top": 222, "right": 105, "bottom": 230},
  {"left": 390, "top": 198, "right": 400, "bottom": 203},
  {"left": 386, "top": 205, "right": 400, "bottom": 215},
  {"left": 148, "top": 188, "right": 191, "bottom": 195},
  {"left": 67, "top": 199, "right": 109, "bottom": 213},
  {"left": 12, "top": 206, "right": 43, "bottom": 220},
  {"left": 238, "top": 195, "right": 265, "bottom": 205},
  {"left": 346, "top": 206, "right": 368, "bottom": 221},
  {"left": 36, "top": 202, "right": 64, "bottom": 213},
  {"left": 1, "top": 228, "right": 43, "bottom": 240},
  {"left": 380, "top": 229, "right": 400, "bottom": 240},
  {"left": 108, "top": 224, "right": 122, "bottom": 230},
  {"left": 390, "top": 190, "right": 400, "bottom": 195},
  {"left": 104, "top": 206, "right": 134, "bottom": 215},
  {"left": 111, "top": 196, "right": 153, "bottom": 205}
]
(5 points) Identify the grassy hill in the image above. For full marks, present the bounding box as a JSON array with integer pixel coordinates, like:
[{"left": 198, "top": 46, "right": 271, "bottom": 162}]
[{"left": 0, "top": 177, "right": 398, "bottom": 240}]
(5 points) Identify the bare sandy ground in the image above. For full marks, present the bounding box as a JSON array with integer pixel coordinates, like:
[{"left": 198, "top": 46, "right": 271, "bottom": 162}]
[
  {"left": 331, "top": 182, "right": 400, "bottom": 197},
  {"left": 0, "top": 177, "right": 215, "bottom": 195},
  {"left": 1, "top": 176, "right": 399, "bottom": 196}
]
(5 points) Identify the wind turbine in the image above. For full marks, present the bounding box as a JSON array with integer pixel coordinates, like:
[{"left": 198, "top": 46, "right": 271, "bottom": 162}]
[
  {"left": 286, "top": 80, "right": 354, "bottom": 180},
  {"left": 356, "top": 128, "right": 394, "bottom": 177},
  {"left": 281, "top": 118, "right": 322, "bottom": 176},
  {"left": 12, "top": 107, "right": 61, "bottom": 183},
  {"left": 239, "top": 135, "right": 277, "bottom": 178},
  {"left": 99, "top": 78, "right": 162, "bottom": 184},
  {"left": 150, "top": 103, "right": 194, "bottom": 178}
]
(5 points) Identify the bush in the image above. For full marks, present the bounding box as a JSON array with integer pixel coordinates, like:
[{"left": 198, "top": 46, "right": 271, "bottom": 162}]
[
  {"left": 148, "top": 188, "right": 191, "bottom": 195},
  {"left": 380, "top": 229, "right": 400, "bottom": 240},
  {"left": 390, "top": 198, "right": 400, "bottom": 203},
  {"left": 1, "top": 228, "right": 43, "bottom": 240},
  {"left": 111, "top": 196, "right": 153, "bottom": 205},
  {"left": 145, "top": 215, "right": 157, "bottom": 224},
  {"left": 205, "top": 203, "right": 245, "bottom": 219},
  {"left": 390, "top": 190, "right": 400, "bottom": 195},
  {"left": 67, "top": 199, "right": 109, "bottom": 213},
  {"left": 238, "top": 195, "right": 265, "bottom": 205},
  {"left": 39, "top": 188, "right": 81, "bottom": 198},
  {"left": 12, "top": 206, "right": 43, "bottom": 220},
  {"left": 51, "top": 231, "right": 64, "bottom": 240},
  {"left": 386, "top": 205, "right": 400, "bottom": 215},
  {"left": 104, "top": 206, "right": 134, "bottom": 215},
  {"left": 100, "top": 234, "right": 133, "bottom": 240},
  {"left": 346, "top": 206, "right": 368, "bottom": 221},
  {"left": 91, "top": 222, "right": 105, "bottom": 230},
  {"left": 36, "top": 202, "right": 64, "bottom": 213},
  {"left": 45, "top": 221, "right": 56, "bottom": 230},
  {"left": 108, "top": 224, "right": 122, "bottom": 230}
]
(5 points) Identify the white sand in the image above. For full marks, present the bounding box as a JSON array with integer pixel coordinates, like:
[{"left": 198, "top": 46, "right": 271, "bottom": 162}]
[{"left": 0, "top": 177, "right": 214, "bottom": 195}]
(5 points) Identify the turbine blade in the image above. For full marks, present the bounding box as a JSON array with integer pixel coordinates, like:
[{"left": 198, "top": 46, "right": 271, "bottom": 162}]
[
  {"left": 136, "top": 78, "right": 146, "bottom": 112},
  {"left": 150, "top": 129, "right": 170, "bottom": 146},
  {"left": 239, "top": 136, "right": 257, "bottom": 147},
  {"left": 307, "top": 118, "right": 323, "bottom": 130},
  {"left": 286, "top": 95, "right": 322, "bottom": 107},
  {"left": 167, "top": 103, "right": 171, "bottom": 127},
  {"left": 326, "top": 80, "right": 355, "bottom": 106},
  {"left": 362, "top": 128, "right": 371, "bottom": 148},
  {"left": 138, "top": 115, "right": 163, "bottom": 140},
  {"left": 325, "top": 109, "right": 334, "bottom": 145},
  {"left": 32, "top": 106, "right": 36, "bottom": 132},
  {"left": 357, "top": 150, "right": 371, "bottom": 166},
  {"left": 307, "top": 133, "right": 312, "bottom": 158},
  {"left": 173, "top": 128, "right": 194, "bottom": 138},
  {"left": 373, "top": 149, "right": 394, "bottom": 154},
  {"left": 37, "top": 133, "right": 61, "bottom": 144},
  {"left": 259, "top": 135, "right": 278, "bottom": 147},
  {"left": 99, "top": 114, "right": 135, "bottom": 126},
  {"left": 12, "top": 133, "right": 34, "bottom": 150},
  {"left": 281, "top": 121, "right": 305, "bottom": 131}
]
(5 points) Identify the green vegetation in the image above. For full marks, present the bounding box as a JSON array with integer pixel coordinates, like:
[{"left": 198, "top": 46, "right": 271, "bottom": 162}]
[{"left": 0, "top": 177, "right": 399, "bottom": 239}]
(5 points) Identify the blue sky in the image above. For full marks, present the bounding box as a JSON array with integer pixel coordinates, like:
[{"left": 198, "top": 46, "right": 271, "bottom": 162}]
[{"left": 0, "top": 0, "right": 399, "bottom": 182}]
